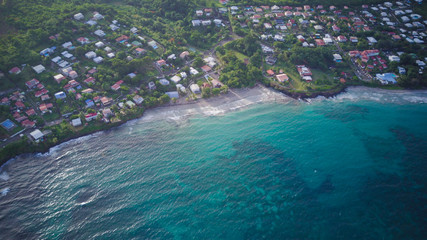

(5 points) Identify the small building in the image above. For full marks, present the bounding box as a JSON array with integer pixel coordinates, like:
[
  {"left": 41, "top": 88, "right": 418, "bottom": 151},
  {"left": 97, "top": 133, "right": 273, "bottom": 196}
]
[
  {"left": 94, "top": 30, "right": 106, "bottom": 37},
  {"left": 333, "top": 54, "right": 343, "bottom": 62},
  {"left": 85, "top": 113, "right": 98, "bottom": 122},
  {"left": 74, "top": 13, "right": 84, "bottom": 20},
  {"left": 30, "top": 129, "right": 44, "bottom": 141},
  {"left": 95, "top": 41, "right": 104, "bottom": 48},
  {"left": 32, "top": 65, "right": 45, "bottom": 74},
  {"left": 126, "top": 101, "right": 136, "bottom": 108},
  {"left": 133, "top": 95, "right": 144, "bottom": 105},
  {"left": 159, "top": 79, "right": 170, "bottom": 86},
  {"left": 71, "top": 118, "right": 82, "bottom": 127},
  {"left": 85, "top": 51, "right": 97, "bottom": 59},
  {"left": 148, "top": 81, "right": 156, "bottom": 90},
  {"left": 166, "top": 91, "right": 179, "bottom": 99},
  {"left": 170, "top": 75, "right": 182, "bottom": 83},
  {"left": 190, "top": 84, "right": 201, "bottom": 94},
  {"left": 276, "top": 74, "right": 289, "bottom": 82},
  {"left": 55, "top": 90, "right": 67, "bottom": 99},
  {"left": 388, "top": 55, "right": 400, "bottom": 62},
  {"left": 93, "top": 56, "right": 103, "bottom": 63},
  {"left": 53, "top": 74, "right": 65, "bottom": 83}
]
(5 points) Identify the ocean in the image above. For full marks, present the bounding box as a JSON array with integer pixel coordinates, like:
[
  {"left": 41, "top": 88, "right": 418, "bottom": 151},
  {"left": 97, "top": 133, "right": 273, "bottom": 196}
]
[{"left": 0, "top": 87, "right": 426, "bottom": 239}]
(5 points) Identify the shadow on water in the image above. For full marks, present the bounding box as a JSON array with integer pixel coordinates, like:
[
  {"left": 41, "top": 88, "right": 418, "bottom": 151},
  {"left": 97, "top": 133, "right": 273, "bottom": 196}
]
[
  {"left": 319, "top": 103, "right": 369, "bottom": 123},
  {"left": 173, "top": 137, "right": 345, "bottom": 239},
  {"left": 356, "top": 126, "right": 427, "bottom": 239}
]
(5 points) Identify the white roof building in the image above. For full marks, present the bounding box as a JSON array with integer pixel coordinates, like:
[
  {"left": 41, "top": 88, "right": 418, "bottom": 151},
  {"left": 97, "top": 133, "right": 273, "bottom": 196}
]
[
  {"left": 74, "top": 13, "right": 84, "bottom": 20},
  {"left": 95, "top": 41, "right": 104, "bottom": 48},
  {"left": 71, "top": 118, "right": 82, "bottom": 127},
  {"left": 93, "top": 56, "right": 103, "bottom": 63},
  {"left": 30, "top": 129, "right": 44, "bottom": 140},
  {"left": 170, "top": 75, "right": 182, "bottom": 83},
  {"left": 85, "top": 51, "right": 97, "bottom": 59},
  {"left": 32, "top": 65, "right": 45, "bottom": 74},
  {"left": 94, "top": 29, "right": 105, "bottom": 37},
  {"left": 190, "top": 84, "right": 201, "bottom": 94}
]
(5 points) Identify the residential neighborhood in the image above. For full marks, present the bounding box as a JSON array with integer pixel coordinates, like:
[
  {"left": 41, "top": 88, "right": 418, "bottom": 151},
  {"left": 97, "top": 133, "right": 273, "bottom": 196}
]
[{"left": 0, "top": 0, "right": 426, "bottom": 160}]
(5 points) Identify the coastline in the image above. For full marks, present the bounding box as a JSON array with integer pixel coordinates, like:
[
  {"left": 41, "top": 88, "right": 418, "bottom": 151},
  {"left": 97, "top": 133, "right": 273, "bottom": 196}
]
[{"left": 1, "top": 84, "right": 427, "bottom": 167}]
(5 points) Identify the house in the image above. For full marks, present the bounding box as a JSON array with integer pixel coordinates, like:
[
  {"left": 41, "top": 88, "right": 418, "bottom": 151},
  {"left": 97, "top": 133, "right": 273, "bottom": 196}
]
[
  {"left": 202, "top": 20, "right": 212, "bottom": 26},
  {"left": 266, "top": 69, "right": 275, "bottom": 76},
  {"left": 21, "top": 119, "right": 35, "bottom": 128},
  {"left": 189, "top": 67, "right": 199, "bottom": 75},
  {"left": 9, "top": 67, "right": 21, "bottom": 74},
  {"left": 296, "top": 65, "right": 312, "bottom": 77},
  {"left": 126, "top": 101, "right": 136, "bottom": 108},
  {"left": 130, "top": 27, "right": 138, "bottom": 34},
  {"left": 180, "top": 51, "right": 190, "bottom": 59},
  {"left": 201, "top": 65, "right": 212, "bottom": 72},
  {"left": 85, "top": 51, "right": 97, "bottom": 59},
  {"left": 93, "top": 56, "right": 103, "bottom": 63},
  {"left": 15, "top": 101, "right": 25, "bottom": 109},
  {"left": 41, "top": 94, "right": 50, "bottom": 101},
  {"left": 62, "top": 42, "right": 73, "bottom": 49},
  {"left": 107, "top": 53, "right": 115, "bottom": 58},
  {"left": 82, "top": 88, "right": 93, "bottom": 94},
  {"left": 337, "top": 35, "right": 347, "bottom": 42},
  {"left": 32, "top": 64, "right": 45, "bottom": 74},
  {"left": 85, "top": 99, "right": 95, "bottom": 107},
  {"left": 367, "top": 37, "right": 377, "bottom": 45},
  {"left": 102, "top": 108, "right": 113, "bottom": 118},
  {"left": 30, "top": 129, "right": 44, "bottom": 141},
  {"left": 77, "top": 37, "right": 90, "bottom": 45},
  {"left": 348, "top": 51, "right": 361, "bottom": 58},
  {"left": 35, "top": 89, "right": 49, "bottom": 98},
  {"left": 101, "top": 97, "right": 112, "bottom": 105},
  {"left": 84, "top": 77, "right": 95, "bottom": 84},
  {"left": 350, "top": 37, "right": 358, "bottom": 43},
  {"left": 85, "top": 113, "right": 98, "bottom": 122},
  {"left": 196, "top": 10, "right": 203, "bottom": 16},
  {"left": 376, "top": 73, "right": 397, "bottom": 84},
  {"left": 95, "top": 41, "right": 104, "bottom": 48},
  {"left": 133, "top": 95, "right": 144, "bottom": 105},
  {"left": 85, "top": 19, "right": 97, "bottom": 25},
  {"left": 25, "top": 109, "right": 36, "bottom": 116},
  {"left": 148, "top": 81, "right": 156, "bottom": 90},
  {"left": 315, "top": 39, "right": 325, "bottom": 46},
  {"left": 157, "top": 59, "right": 167, "bottom": 67},
  {"left": 69, "top": 70, "right": 78, "bottom": 79},
  {"left": 93, "top": 13, "right": 104, "bottom": 20},
  {"left": 54, "top": 74, "right": 66, "bottom": 84},
  {"left": 190, "top": 84, "right": 201, "bottom": 94},
  {"left": 148, "top": 41, "right": 158, "bottom": 49},
  {"left": 71, "top": 118, "right": 82, "bottom": 127},
  {"left": 333, "top": 54, "right": 343, "bottom": 62},
  {"left": 55, "top": 92, "right": 67, "bottom": 99},
  {"left": 159, "top": 79, "right": 170, "bottom": 85},
  {"left": 26, "top": 78, "right": 40, "bottom": 89},
  {"left": 192, "top": 20, "right": 201, "bottom": 27},
  {"left": 74, "top": 13, "right": 84, "bottom": 20},
  {"left": 166, "top": 91, "right": 179, "bottom": 99},
  {"left": 398, "top": 67, "right": 406, "bottom": 74},
  {"left": 111, "top": 80, "right": 123, "bottom": 91},
  {"left": 94, "top": 30, "right": 106, "bottom": 37},
  {"left": 170, "top": 75, "right": 181, "bottom": 83},
  {"left": 39, "top": 103, "right": 53, "bottom": 113},
  {"left": 388, "top": 55, "right": 400, "bottom": 62},
  {"left": 115, "top": 35, "right": 129, "bottom": 42},
  {"left": 276, "top": 74, "right": 289, "bottom": 82},
  {"left": 110, "top": 24, "right": 119, "bottom": 31}
]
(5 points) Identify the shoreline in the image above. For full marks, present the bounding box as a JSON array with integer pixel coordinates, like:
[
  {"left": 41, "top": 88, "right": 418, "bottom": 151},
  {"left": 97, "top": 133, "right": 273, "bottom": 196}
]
[{"left": 1, "top": 84, "right": 427, "bottom": 167}]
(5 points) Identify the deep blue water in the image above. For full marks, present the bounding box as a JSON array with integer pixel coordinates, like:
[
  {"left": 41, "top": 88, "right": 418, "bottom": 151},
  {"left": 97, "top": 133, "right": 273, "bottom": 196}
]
[{"left": 0, "top": 87, "right": 426, "bottom": 239}]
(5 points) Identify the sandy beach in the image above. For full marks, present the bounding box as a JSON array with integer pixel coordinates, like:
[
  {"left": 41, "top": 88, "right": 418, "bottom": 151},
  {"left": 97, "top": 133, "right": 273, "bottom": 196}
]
[{"left": 139, "top": 84, "right": 295, "bottom": 123}]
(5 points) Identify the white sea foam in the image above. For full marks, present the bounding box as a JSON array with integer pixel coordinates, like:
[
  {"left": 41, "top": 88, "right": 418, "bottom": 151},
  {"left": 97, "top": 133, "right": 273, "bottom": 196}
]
[
  {"left": 1, "top": 187, "right": 10, "bottom": 196},
  {"left": 0, "top": 171, "right": 10, "bottom": 181},
  {"left": 332, "top": 87, "right": 427, "bottom": 104}
]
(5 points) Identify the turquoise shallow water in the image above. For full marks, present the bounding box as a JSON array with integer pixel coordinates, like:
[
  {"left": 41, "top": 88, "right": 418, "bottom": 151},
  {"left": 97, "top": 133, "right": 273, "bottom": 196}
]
[{"left": 0, "top": 87, "right": 426, "bottom": 239}]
